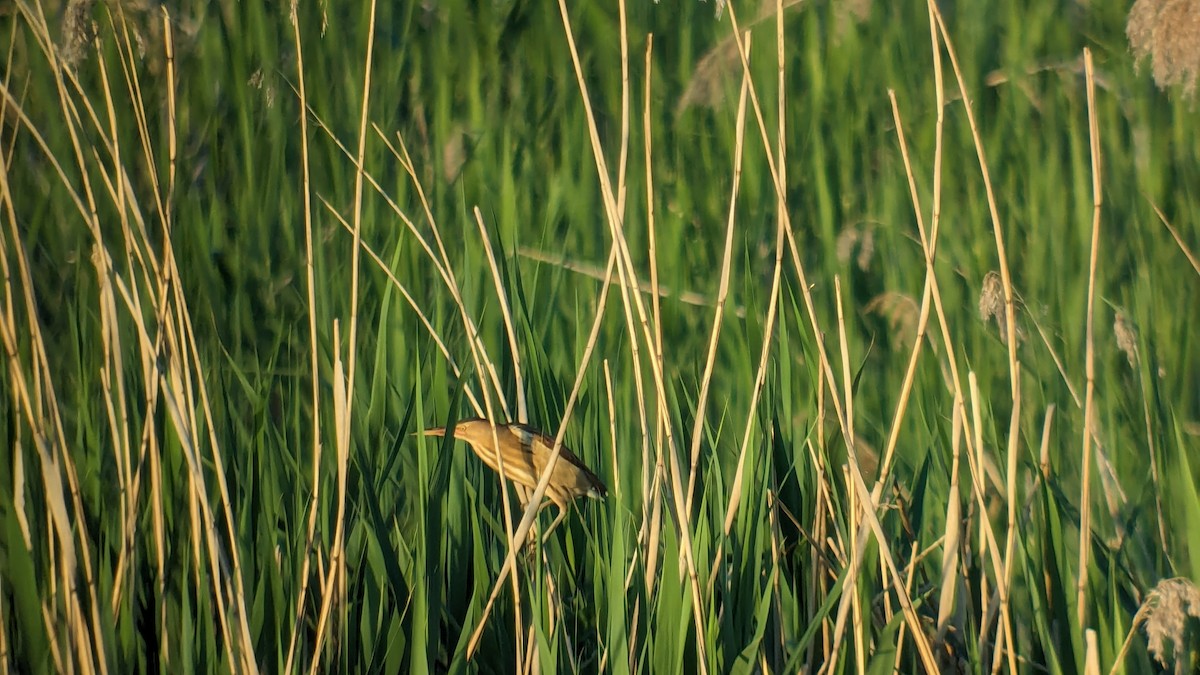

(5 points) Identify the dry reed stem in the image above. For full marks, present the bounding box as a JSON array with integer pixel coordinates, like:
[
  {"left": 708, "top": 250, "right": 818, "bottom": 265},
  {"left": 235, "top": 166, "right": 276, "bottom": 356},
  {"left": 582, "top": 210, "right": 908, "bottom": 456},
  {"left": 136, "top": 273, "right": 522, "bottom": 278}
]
[
  {"left": 719, "top": 3, "right": 941, "bottom": 667},
  {"left": 1078, "top": 47, "right": 1103, "bottom": 632},
  {"left": 469, "top": 0, "right": 645, "bottom": 657},
  {"left": 639, "top": 34, "right": 665, "bottom": 609},
  {"left": 307, "top": 328, "right": 349, "bottom": 675},
  {"left": 464, "top": 29, "right": 641, "bottom": 642},
  {"left": 1108, "top": 590, "right": 1157, "bottom": 675},
  {"left": 465, "top": 244, "right": 620, "bottom": 659},
  {"left": 283, "top": 2, "right": 320, "bottom": 668},
  {"left": 833, "top": 277, "right": 866, "bottom": 675},
  {"left": 768, "top": 6, "right": 789, "bottom": 660},
  {"left": 686, "top": 31, "right": 748, "bottom": 520},
  {"left": 691, "top": 14, "right": 811, "bottom": 662},
  {"left": 321, "top": 199, "right": 479, "bottom": 411},
  {"left": 713, "top": 31, "right": 768, "bottom": 547},
  {"left": 93, "top": 21, "right": 136, "bottom": 630},
  {"left": 295, "top": 108, "right": 506, "bottom": 418},
  {"left": 2, "top": 158, "right": 81, "bottom": 672},
  {"left": 1084, "top": 629, "right": 1101, "bottom": 675},
  {"left": 474, "top": 207, "right": 527, "bottom": 423},
  {"left": 161, "top": 9, "right": 175, "bottom": 208},
  {"left": 895, "top": 6, "right": 1032, "bottom": 671},
  {"left": 2, "top": 47, "right": 112, "bottom": 667},
  {"left": 472, "top": 206, "right": 562, "bottom": 663},
  {"left": 382, "top": 129, "right": 515, "bottom": 421},
  {"left": 892, "top": 541, "right": 922, "bottom": 672},
  {"left": 712, "top": 31, "right": 786, "bottom": 602},
  {"left": 605, "top": 362, "right": 620, "bottom": 498},
  {"left": 936, "top": 395, "right": 964, "bottom": 641},
  {"left": 369, "top": 135, "right": 540, "bottom": 571},
  {"left": 74, "top": 19, "right": 182, "bottom": 653},
  {"left": 173, "top": 223, "right": 262, "bottom": 674},
  {"left": 916, "top": 10, "right": 1022, "bottom": 667},
  {"left": 928, "top": 2, "right": 1021, "bottom": 392},
  {"left": 824, "top": 22, "right": 953, "bottom": 675},
  {"left": 611, "top": 288, "right": 653, "bottom": 662},
  {"left": 342, "top": 124, "right": 537, "bottom": 617},
  {"left": 961, "top": 372, "right": 1017, "bottom": 669},
  {"left": 927, "top": 5, "right": 1026, "bottom": 667},
  {"left": 0, "top": 222, "right": 68, "bottom": 675},
  {"left": 386, "top": 130, "right": 516, "bottom": 425},
  {"left": 91, "top": 241, "right": 171, "bottom": 668},
  {"left": 453, "top": 278, "right": 527, "bottom": 670},
  {"left": 615, "top": 0, "right": 630, "bottom": 216},
  {"left": 553, "top": 0, "right": 710, "bottom": 667},
  {"left": 1151, "top": 202, "right": 1200, "bottom": 279},
  {"left": 805, "top": 443, "right": 830, "bottom": 671},
  {"left": 309, "top": 0, "right": 378, "bottom": 665},
  {"left": 675, "top": 0, "right": 806, "bottom": 115},
  {"left": 86, "top": 57, "right": 167, "bottom": 648},
  {"left": 398, "top": 133, "right": 511, "bottom": 420},
  {"left": 342, "top": 0, "right": 374, "bottom": 412},
  {"left": 157, "top": 306, "right": 244, "bottom": 671},
  {"left": 154, "top": 22, "right": 260, "bottom": 672},
  {"left": 996, "top": 371, "right": 1022, "bottom": 672},
  {"left": 455, "top": 239, "right": 536, "bottom": 648},
  {"left": 11, "top": 6, "right": 266, "bottom": 671},
  {"left": 879, "top": 85, "right": 943, "bottom": 488}
]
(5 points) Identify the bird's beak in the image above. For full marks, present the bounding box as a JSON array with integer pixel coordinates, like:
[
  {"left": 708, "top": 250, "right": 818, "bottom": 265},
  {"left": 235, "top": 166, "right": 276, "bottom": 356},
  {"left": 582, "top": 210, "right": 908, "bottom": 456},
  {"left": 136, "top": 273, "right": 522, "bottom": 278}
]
[{"left": 422, "top": 427, "right": 448, "bottom": 437}]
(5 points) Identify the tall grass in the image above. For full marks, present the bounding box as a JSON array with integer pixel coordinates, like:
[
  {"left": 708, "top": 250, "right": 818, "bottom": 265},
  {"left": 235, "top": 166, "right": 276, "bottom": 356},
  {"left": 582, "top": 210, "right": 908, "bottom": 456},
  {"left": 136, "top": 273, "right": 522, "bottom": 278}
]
[{"left": 2, "top": 0, "right": 1199, "bottom": 672}]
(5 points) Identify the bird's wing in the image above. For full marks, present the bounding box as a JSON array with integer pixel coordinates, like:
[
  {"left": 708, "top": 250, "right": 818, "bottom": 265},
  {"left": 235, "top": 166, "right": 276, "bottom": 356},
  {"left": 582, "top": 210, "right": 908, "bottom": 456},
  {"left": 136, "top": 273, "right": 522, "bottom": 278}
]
[{"left": 510, "top": 423, "right": 592, "bottom": 467}]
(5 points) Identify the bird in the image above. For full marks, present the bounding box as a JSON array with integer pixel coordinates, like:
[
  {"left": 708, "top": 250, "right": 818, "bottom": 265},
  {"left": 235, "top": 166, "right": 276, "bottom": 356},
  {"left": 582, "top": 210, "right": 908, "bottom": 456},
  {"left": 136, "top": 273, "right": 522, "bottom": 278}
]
[{"left": 423, "top": 417, "right": 607, "bottom": 536}]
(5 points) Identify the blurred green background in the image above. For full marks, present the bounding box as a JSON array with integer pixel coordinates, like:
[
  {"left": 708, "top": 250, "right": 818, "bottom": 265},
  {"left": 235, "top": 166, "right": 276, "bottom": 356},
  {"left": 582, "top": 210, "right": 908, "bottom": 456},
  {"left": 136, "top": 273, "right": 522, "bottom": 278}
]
[{"left": 2, "top": 0, "right": 1199, "bottom": 671}]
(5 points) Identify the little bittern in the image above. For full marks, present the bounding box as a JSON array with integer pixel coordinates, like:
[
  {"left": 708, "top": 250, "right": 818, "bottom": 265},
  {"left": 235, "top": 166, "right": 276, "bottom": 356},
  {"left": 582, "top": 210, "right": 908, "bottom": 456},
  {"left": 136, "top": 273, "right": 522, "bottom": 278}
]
[{"left": 424, "top": 418, "right": 607, "bottom": 534}]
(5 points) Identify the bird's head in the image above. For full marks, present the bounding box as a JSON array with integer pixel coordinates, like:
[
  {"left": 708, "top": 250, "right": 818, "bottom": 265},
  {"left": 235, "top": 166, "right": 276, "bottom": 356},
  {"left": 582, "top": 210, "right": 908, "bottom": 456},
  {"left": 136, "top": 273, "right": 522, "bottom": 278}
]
[{"left": 422, "top": 417, "right": 493, "bottom": 441}]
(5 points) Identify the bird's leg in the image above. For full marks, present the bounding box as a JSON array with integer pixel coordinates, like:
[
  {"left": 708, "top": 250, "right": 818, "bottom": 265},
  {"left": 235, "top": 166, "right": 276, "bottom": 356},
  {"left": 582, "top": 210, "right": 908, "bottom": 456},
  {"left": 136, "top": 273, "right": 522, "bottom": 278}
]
[
  {"left": 519, "top": 501, "right": 553, "bottom": 549},
  {"left": 516, "top": 485, "right": 534, "bottom": 507},
  {"left": 539, "top": 505, "right": 569, "bottom": 543}
]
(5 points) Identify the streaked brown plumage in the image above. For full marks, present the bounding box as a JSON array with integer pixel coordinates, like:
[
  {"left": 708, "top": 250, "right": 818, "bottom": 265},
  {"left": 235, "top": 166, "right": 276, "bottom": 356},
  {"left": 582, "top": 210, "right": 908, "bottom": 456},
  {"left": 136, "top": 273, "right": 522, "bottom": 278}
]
[{"left": 424, "top": 418, "right": 607, "bottom": 533}]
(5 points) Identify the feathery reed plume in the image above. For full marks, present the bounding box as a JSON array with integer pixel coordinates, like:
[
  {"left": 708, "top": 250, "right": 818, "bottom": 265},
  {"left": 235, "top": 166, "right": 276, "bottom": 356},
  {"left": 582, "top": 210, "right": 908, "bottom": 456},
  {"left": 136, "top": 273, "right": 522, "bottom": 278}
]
[
  {"left": 1144, "top": 578, "right": 1200, "bottom": 673},
  {"left": 1128, "top": 0, "right": 1200, "bottom": 99},
  {"left": 978, "top": 270, "right": 1025, "bottom": 346},
  {"left": 1114, "top": 309, "right": 1140, "bottom": 368}
]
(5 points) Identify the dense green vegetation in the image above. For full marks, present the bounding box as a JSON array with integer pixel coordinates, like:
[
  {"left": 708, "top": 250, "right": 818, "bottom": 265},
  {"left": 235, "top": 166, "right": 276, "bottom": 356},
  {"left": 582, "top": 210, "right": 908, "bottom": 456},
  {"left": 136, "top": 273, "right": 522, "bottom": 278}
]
[{"left": 2, "top": 0, "right": 1199, "bottom": 671}]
